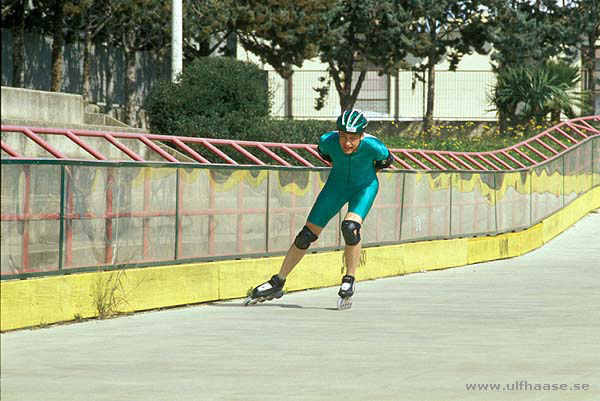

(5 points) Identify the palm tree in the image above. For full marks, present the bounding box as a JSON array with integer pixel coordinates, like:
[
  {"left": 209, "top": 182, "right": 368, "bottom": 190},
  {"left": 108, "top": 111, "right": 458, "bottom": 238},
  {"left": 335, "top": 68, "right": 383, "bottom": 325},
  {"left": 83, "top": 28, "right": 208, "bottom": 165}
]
[{"left": 490, "top": 61, "right": 586, "bottom": 127}]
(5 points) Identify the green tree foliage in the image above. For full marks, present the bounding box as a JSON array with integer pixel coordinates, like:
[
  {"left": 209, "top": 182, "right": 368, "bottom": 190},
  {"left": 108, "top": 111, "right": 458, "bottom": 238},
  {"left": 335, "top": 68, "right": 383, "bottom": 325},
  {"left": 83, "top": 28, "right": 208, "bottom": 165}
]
[
  {"left": 484, "top": 0, "right": 574, "bottom": 69},
  {"left": 185, "top": 0, "right": 237, "bottom": 59},
  {"left": 64, "top": 0, "right": 116, "bottom": 103},
  {"left": 145, "top": 57, "right": 333, "bottom": 144},
  {"left": 483, "top": 0, "right": 578, "bottom": 128},
  {"left": 405, "top": 0, "right": 487, "bottom": 132},
  {"left": 108, "top": 0, "right": 170, "bottom": 125},
  {"left": 145, "top": 57, "right": 270, "bottom": 137},
  {"left": 234, "top": 0, "right": 330, "bottom": 79},
  {"left": 29, "top": 0, "right": 70, "bottom": 92},
  {"left": 2, "top": 1, "right": 32, "bottom": 87},
  {"left": 192, "top": 0, "right": 413, "bottom": 110},
  {"left": 490, "top": 62, "right": 583, "bottom": 125},
  {"left": 188, "top": 0, "right": 330, "bottom": 78},
  {"left": 562, "top": 0, "right": 599, "bottom": 114},
  {"left": 318, "top": 1, "right": 412, "bottom": 110}
]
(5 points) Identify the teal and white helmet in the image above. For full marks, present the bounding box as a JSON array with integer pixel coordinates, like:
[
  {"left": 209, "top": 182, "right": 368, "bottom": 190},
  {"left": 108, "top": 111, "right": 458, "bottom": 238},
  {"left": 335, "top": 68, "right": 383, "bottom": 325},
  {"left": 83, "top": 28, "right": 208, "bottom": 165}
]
[{"left": 337, "top": 109, "right": 368, "bottom": 133}]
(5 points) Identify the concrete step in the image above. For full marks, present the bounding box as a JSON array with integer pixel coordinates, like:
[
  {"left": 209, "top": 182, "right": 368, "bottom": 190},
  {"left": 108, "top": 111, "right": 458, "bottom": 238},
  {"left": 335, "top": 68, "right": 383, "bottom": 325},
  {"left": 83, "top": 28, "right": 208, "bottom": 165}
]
[{"left": 1, "top": 118, "right": 148, "bottom": 134}]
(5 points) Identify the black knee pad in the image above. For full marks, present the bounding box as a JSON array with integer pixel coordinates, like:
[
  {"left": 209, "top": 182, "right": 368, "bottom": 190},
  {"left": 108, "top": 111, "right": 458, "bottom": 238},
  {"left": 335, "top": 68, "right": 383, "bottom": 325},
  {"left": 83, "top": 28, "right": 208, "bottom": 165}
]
[
  {"left": 341, "top": 220, "right": 361, "bottom": 245},
  {"left": 294, "top": 226, "right": 318, "bottom": 250}
]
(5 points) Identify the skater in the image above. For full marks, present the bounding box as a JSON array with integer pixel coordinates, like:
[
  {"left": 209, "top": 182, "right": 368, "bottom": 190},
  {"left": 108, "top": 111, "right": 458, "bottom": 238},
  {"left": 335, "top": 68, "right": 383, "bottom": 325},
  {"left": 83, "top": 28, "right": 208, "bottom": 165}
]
[{"left": 244, "top": 109, "right": 394, "bottom": 309}]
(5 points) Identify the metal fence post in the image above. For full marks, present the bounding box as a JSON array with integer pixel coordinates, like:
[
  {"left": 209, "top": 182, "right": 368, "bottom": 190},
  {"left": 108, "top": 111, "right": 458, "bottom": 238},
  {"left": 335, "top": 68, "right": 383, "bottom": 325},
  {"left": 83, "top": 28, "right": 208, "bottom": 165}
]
[
  {"left": 174, "top": 168, "right": 181, "bottom": 260},
  {"left": 105, "top": 167, "right": 114, "bottom": 264},
  {"left": 591, "top": 137, "right": 596, "bottom": 189},
  {"left": 58, "top": 164, "right": 66, "bottom": 270},
  {"left": 208, "top": 169, "right": 216, "bottom": 256},
  {"left": 265, "top": 170, "right": 271, "bottom": 254},
  {"left": 562, "top": 155, "right": 566, "bottom": 208},
  {"left": 22, "top": 165, "right": 31, "bottom": 272},
  {"left": 449, "top": 173, "right": 453, "bottom": 236},
  {"left": 529, "top": 169, "right": 533, "bottom": 226},
  {"left": 398, "top": 173, "right": 406, "bottom": 241},
  {"left": 493, "top": 173, "right": 498, "bottom": 233},
  {"left": 142, "top": 167, "right": 151, "bottom": 259}
]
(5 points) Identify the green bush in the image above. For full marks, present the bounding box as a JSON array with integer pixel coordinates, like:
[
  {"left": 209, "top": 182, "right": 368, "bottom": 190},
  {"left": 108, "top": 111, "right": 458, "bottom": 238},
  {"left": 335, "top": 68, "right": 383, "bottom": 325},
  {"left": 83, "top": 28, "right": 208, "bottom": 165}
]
[
  {"left": 145, "top": 57, "right": 336, "bottom": 144},
  {"left": 490, "top": 62, "right": 586, "bottom": 125},
  {"left": 145, "top": 57, "right": 270, "bottom": 138}
]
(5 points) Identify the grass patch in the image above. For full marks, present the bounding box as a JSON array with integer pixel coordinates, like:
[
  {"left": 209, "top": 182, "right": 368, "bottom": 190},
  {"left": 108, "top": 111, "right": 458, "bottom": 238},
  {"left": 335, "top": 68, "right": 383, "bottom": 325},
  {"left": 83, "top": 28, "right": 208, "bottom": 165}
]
[{"left": 377, "top": 120, "right": 556, "bottom": 152}]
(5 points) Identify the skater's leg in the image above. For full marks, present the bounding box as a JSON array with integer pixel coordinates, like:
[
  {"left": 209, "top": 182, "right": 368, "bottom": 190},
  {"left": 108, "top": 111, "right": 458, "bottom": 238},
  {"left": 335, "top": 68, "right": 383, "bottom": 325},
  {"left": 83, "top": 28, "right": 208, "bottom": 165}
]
[
  {"left": 342, "top": 213, "right": 363, "bottom": 277},
  {"left": 344, "top": 242, "right": 362, "bottom": 276},
  {"left": 278, "top": 222, "right": 323, "bottom": 279}
]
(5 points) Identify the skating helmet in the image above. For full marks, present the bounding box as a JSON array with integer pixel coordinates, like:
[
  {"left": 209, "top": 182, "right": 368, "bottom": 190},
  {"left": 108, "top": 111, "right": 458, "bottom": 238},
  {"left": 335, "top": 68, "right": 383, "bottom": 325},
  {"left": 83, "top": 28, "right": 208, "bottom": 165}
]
[{"left": 337, "top": 109, "right": 368, "bottom": 133}]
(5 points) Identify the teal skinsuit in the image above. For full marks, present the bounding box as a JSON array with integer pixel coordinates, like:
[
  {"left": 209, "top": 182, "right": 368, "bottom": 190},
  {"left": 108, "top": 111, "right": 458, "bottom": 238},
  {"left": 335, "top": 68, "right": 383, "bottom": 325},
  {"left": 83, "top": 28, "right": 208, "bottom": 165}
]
[{"left": 307, "top": 131, "right": 390, "bottom": 228}]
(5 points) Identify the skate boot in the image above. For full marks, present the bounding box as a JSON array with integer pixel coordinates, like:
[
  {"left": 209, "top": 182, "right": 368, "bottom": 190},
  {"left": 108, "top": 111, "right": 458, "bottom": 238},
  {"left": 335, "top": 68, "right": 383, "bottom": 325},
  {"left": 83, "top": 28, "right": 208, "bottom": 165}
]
[
  {"left": 337, "top": 275, "right": 355, "bottom": 310},
  {"left": 243, "top": 274, "right": 285, "bottom": 306}
]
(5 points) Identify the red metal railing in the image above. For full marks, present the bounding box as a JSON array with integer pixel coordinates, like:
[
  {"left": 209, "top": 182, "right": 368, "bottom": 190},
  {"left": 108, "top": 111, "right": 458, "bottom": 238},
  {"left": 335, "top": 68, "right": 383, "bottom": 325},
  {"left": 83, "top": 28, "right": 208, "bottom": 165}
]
[{"left": 3, "top": 116, "right": 598, "bottom": 169}]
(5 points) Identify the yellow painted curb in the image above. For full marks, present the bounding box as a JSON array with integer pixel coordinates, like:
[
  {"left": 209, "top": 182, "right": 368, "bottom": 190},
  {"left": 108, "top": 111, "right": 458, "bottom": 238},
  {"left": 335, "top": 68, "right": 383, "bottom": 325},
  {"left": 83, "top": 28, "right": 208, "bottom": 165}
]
[{"left": 2, "top": 186, "right": 599, "bottom": 331}]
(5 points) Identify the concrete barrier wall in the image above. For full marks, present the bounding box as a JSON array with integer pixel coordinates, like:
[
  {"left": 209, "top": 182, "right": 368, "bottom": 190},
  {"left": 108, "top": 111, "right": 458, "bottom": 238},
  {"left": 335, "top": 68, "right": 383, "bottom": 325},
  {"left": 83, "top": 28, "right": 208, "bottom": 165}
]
[
  {"left": 1, "top": 86, "right": 84, "bottom": 124},
  {"left": 1, "top": 185, "right": 598, "bottom": 331}
]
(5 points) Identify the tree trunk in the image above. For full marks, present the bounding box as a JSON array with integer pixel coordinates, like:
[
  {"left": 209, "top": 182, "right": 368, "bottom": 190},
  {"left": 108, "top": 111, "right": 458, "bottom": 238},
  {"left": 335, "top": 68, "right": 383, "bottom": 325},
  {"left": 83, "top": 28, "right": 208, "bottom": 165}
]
[
  {"left": 50, "top": 0, "right": 65, "bottom": 92},
  {"left": 335, "top": 70, "right": 367, "bottom": 111},
  {"left": 82, "top": 27, "right": 93, "bottom": 103},
  {"left": 339, "top": 91, "right": 354, "bottom": 110},
  {"left": 284, "top": 72, "right": 293, "bottom": 118},
  {"left": 424, "top": 58, "right": 436, "bottom": 134},
  {"left": 124, "top": 37, "right": 137, "bottom": 126},
  {"left": 499, "top": 111, "right": 509, "bottom": 135},
  {"left": 11, "top": 1, "right": 26, "bottom": 87},
  {"left": 329, "top": 62, "right": 354, "bottom": 110},
  {"left": 103, "top": 32, "right": 115, "bottom": 116},
  {"left": 550, "top": 109, "right": 561, "bottom": 124}
]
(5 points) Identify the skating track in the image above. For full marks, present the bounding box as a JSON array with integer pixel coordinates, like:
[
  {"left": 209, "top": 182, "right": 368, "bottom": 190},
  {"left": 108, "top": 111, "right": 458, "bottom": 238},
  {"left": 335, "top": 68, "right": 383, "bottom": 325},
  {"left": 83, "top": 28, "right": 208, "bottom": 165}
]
[{"left": 1, "top": 212, "right": 599, "bottom": 401}]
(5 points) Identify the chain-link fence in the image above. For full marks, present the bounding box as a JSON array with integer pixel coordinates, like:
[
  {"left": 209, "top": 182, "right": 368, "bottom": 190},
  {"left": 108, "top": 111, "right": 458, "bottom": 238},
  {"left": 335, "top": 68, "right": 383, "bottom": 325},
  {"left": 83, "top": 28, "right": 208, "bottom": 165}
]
[{"left": 268, "top": 70, "right": 498, "bottom": 121}]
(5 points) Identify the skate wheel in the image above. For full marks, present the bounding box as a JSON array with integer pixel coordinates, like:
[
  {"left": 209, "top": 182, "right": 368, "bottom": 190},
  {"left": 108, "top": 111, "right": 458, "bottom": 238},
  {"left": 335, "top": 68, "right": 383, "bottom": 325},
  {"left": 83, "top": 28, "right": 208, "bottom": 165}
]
[
  {"left": 337, "top": 297, "right": 352, "bottom": 310},
  {"left": 267, "top": 291, "right": 284, "bottom": 301},
  {"left": 243, "top": 297, "right": 260, "bottom": 306}
]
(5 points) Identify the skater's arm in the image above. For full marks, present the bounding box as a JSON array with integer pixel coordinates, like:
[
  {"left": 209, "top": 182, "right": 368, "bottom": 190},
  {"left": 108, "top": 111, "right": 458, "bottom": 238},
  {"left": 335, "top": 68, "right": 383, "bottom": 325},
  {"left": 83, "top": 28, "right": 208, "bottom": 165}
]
[
  {"left": 317, "top": 132, "right": 335, "bottom": 163},
  {"left": 369, "top": 137, "right": 393, "bottom": 170},
  {"left": 317, "top": 145, "right": 332, "bottom": 163},
  {"left": 374, "top": 150, "right": 394, "bottom": 170}
]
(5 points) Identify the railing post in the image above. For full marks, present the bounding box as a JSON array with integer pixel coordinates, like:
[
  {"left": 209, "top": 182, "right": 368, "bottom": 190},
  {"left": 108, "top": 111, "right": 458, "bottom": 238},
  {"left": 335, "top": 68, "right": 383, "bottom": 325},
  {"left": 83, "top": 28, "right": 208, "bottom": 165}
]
[
  {"left": 265, "top": 170, "right": 271, "bottom": 254},
  {"left": 592, "top": 137, "right": 596, "bottom": 188},
  {"left": 208, "top": 170, "right": 216, "bottom": 255},
  {"left": 493, "top": 173, "right": 498, "bottom": 233},
  {"left": 58, "top": 165, "right": 65, "bottom": 270},
  {"left": 290, "top": 175, "right": 296, "bottom": 243},
  {"left": 398, "top": 173, "right": 406, "bottom": 241},
  {"left": 105, "top": 167, "right": 114, "bottom": 264},
  {"left": 175, "top": 168, "right": 182, "bottom": 260},
  {"left": 65, "top": 167, "right": 73, "bottom": 267},
  {"left": 142, "top": 167, "right": 151, "bottom": 259},
  {"left": 529, "top": 169, "right": 533, "bottom": 226},
  {"left": 22, "top": 165, "right": 30, "bottom": 272},
  {"left": 449, "top": 173, "right": 454, "bottom": 236},
  {"left": 236, "top": 173, "right": 244, "bottom": 253}
]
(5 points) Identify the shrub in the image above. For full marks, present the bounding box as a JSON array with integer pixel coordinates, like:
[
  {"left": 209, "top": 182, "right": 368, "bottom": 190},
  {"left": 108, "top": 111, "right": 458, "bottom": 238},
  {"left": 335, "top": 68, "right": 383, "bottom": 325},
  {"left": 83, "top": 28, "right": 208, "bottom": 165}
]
[
  {"left": 145, "top": 57, "right": 270, "bottom": 138},
  {"left": 145, "top": 57, "right": 336, "bottom": 144},
  {"left": 490, "top": 62, "right": 585, "bottom": 125}
]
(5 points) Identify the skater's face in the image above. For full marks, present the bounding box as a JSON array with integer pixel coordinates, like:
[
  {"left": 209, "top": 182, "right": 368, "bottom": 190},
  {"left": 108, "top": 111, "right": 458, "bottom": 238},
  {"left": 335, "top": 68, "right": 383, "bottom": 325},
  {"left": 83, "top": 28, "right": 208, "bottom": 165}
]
[{"left": 339, "top": 131, "right": 363, "bottom": 154}]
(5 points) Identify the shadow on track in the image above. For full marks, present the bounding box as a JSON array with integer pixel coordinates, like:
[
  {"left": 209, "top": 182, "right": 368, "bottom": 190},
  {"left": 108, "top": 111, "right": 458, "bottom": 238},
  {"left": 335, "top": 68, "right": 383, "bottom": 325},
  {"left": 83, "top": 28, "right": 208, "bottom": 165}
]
[{"left": 208, "top": 302, "right": 338, "bottom": 311}]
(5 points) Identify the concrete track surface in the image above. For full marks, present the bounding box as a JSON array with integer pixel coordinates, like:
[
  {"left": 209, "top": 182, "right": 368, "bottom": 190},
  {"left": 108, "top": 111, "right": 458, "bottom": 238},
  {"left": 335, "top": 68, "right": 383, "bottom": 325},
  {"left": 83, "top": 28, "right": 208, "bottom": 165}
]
[{"left": 2, "top": 213, "right": 599, "bottom": 401}]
